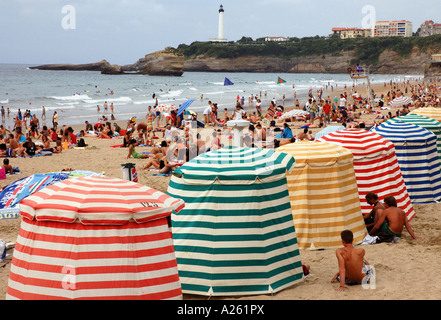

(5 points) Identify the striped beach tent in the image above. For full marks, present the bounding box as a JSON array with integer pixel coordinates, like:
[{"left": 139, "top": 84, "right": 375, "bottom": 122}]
[
  {"left": 314, "top": 124, "right": 346, "bottom": 141},
  {"left": 411, "top": 107, "right": 441, "bottom": 122},
  {"left": 276, "top": 141, "right": 367, "bottom": 250},
  {"left": 388, "top": 96, "right": 413, "bottom": 107},
  {"left": 373, "top": 121, "right": 441, "bottom": 203},
  {"left": 6, "top": 176, "right": 184, "bottom": 300},
  {"left": 167, "top": 147, "right": 304, "bottom": 296},
  {"left": 318, "top": 129, "right": 415, "bottom": 220},
  {"left": 388, "top": 114, "right": 441, "bottom": 159}
]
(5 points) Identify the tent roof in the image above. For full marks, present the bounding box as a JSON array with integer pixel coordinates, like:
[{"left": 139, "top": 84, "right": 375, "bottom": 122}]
[
  {"left": 276, "top": 141, "right": 353, "bottom": 168},
  {"left": 411, "top": 107, "right": 441, "bottom": 122},
  {"left": 388, "top": 114, "right": 441, "bottom": 131},
  {"left": 20, "top": 176, "right": 185, "bottom": 225},
  {"left": 173, "top": 146, "right": 295, "bottom": 185},
  {"left": 318, "top": 129, "right": 395, "bottom": 160},
  {"left": 373, "top": 121, "right": 437, "bottom": 144}
]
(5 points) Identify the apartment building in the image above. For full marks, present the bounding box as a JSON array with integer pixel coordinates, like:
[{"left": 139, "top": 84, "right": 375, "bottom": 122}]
[
  {"left": 419, "top": 20, "right": 441, "bottom": 37},
  {"left": 331, "top": 28, "right": 371, "bottom": 39},
  {"left": 372, "top": 20, "right": 413, "bottom": 37}
]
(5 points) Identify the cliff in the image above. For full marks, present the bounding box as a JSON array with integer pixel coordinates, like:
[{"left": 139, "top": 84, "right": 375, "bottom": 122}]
[
  {"left": 29, "top": 60, "right": 123, "bottom": 75},
  {"left": 123, "top": 50, "right": 185, "bottom": 76},
  {"left": 182, "top": 46, "right": 432, "bottom": 75},
  {"left": 30, "top": 50, "right": 185, "bottom": 76}
]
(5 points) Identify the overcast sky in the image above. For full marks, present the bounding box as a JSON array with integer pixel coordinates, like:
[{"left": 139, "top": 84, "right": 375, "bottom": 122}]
[{"left": 0, "top": 0, "right": 440, "bottom": 65}]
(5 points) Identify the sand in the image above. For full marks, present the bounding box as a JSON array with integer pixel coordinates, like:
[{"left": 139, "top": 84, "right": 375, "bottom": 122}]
[{"left": 2, "top": 79, "right": 440, "bottom": 300}]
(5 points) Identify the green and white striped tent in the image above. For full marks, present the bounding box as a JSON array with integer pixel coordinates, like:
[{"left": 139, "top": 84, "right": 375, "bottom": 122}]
[{"left": 167, "top": 147, "right": 304, "bottom": 296}]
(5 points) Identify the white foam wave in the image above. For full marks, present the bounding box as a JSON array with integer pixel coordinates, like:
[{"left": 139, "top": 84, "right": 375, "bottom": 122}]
[
  {"left": 159, "top": 90, "right": 183, "bottom": 98},
  {"left": 0, "top": 99, "right": 9, "bottom": 104},
  {"left": 255, "top": 81, "right": 275, "bottom": 84},
  {"left": 48, "top": 94, "right": 91, "bottom": 101},
  {"left": 88, "top": 96, "right": 133, "bottom": 104}
]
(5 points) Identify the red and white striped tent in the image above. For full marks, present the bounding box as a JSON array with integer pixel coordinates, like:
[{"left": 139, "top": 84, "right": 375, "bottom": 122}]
[
  {"left": 6, "top": 176, "right": 185, "bottom": 300},
  {"left": 319, "top": 129, "right": 415, "bottom": 220}
]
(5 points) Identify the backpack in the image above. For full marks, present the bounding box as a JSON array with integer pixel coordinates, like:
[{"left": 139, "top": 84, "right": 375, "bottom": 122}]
[{"left": 77, "top": 138, "right": 87, "bottom": 147}]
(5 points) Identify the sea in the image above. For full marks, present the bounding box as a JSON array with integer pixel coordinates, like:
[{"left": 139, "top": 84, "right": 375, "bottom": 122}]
[{"left": 0, "top": 63, "right": 423, "bottom": 129}]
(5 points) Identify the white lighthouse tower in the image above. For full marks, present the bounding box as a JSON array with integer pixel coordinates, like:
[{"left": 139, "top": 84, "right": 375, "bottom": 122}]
[{"left": 210, "top": 4, "right": 227, "bottom": 42}]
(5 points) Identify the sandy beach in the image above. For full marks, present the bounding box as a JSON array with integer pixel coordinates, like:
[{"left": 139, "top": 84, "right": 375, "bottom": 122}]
[{"left": 2, "top": 79, "right": 441, "bottom": 300}]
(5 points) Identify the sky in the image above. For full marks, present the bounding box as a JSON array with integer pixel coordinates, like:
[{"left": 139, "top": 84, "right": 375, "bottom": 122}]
[{"left": 0, "top": 0, "right": 440, "bottom": 65}]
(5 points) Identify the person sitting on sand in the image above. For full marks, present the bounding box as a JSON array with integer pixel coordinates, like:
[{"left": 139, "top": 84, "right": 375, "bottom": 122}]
[
  {"left": 364, "top": 192, "right": 385, "bottom": 232},
  {"left": 297, "top": 128, "right": 312, "bottom": 141},
  {"left": 282, "top": 123, "right": 293, "bottom": 139},
  {"left": 6, "top": 134, "right": 26, "bottom": 157},
  {"left": 127, "top": 139, "right": 150, "bottom": 159},
  {"left": 2, "top": 158, "right": 13, "bottom": 174},
  {"left": 369, "top": 196, "right": 422, "bottom": 243},
  {"left": 139, "top": 147, "right": 163, "bottom": 170},
  {"left": 331, "top": 230, "right": 373, "bottom": 292},
  {"left": 136, "top": 122, "right": 148, "bottom": 144},
  {"left": 98, "top": 122, "right": 113, "bottom": 139}
]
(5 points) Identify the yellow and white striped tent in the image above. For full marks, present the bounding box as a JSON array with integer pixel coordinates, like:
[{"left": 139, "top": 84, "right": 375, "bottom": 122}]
[
  {"left": 277, "top": 141, "right": 367, "bottom": 250},
  {"left": 411, "top": 107, "right": 441, "bottom": 122}
]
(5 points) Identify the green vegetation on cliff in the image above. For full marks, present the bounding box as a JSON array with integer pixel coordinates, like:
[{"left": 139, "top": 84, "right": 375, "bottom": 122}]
[{"left": 176, "top": 35, "right": 441, "bottom": 66}]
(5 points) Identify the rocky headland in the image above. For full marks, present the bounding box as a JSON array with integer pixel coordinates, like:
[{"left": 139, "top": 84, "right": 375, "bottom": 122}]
[{"left": 29, "top": 45, "right": 439, "bottom": 77}]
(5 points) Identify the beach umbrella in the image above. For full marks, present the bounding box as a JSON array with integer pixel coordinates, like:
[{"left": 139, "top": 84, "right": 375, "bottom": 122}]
[
  {"left": 318, "top": 129, "right": 415, "bottom": 220},
  {"left": 276, "top": 141, "right": 367, "bottom": 250},
  {"left": 154, "top": 104, "right": 178, "bottom": 113},
  {"left": 279, "top": 109, "right": 307, "bottom": 120},
  {"left": 166, "top": 146, "right": 304, "bottom": 296},
  {"left": 6, "top": 176, "right": 184, "bottom": 300},
  {"left": 373, "top": 121, "right": 441, "bottom": 203},
  {"left": 411, "top": 107, "right": 441, "bottom": 122},
  {"left": 0, "top": 170, "right": 101, "bottom": 220},
  {"left": 176, "top": 99, "right": 195, "bottom": 117},
  {"left": 388, "top": 96, "right": 413, "bottom": 107},
  {"left": 314, "top": 124, "right": 346, "bottom": 141},
  {"left": 388, "top": 114, "right": 441, "bottom": 159}
]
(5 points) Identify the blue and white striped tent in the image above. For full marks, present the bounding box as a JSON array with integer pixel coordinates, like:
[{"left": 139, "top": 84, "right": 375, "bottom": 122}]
[
  {"left": 387, "top": 114, "right": 441, "bottom": 159},
  {"left": 373, "top": 121, "right": 441, "bottom": 203},
  {"left": 167, "top": 147, "right": 304, "bottom": 296}
]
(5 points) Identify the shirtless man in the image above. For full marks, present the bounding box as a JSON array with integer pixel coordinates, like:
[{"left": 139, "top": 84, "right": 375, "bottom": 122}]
[
  {"left": 369, "top": 196, "right": 421, "bottom": 243},
  {"left": 331, "top": 230, "right": 371, "bottom": 292},
  {"left": 364, "top": 192, "right": 385, "bottom": 232}
]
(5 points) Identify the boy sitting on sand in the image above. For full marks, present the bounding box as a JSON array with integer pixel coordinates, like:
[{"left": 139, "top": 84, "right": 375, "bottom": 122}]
[{"left": 331, "top": 230, "right": 373, "bottom": 292}]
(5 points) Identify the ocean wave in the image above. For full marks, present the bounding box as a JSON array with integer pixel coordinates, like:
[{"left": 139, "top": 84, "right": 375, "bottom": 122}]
[
  {"left": 255, "top": 81, "right": 276, "bottom": 84},
  {"left": 159, "top": 90, "right": 183, "bottom": 98},
  {"left": 87, "top": 96, "right": 133, "bottom": 104},
  {"left": 0, "top": 99, "right": 9, "bottom": 104},
  {"left": 48, "top": 94, "right": 92, "bottom": 101},
  {"left": 56, "top": 102, "right": 80, "bottom": 106}
]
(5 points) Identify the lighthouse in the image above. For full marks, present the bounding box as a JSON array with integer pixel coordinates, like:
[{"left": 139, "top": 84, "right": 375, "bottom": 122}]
[
  {"left": 218, "top": 5, "right": 225, "bottom": 40},
  {"left": 210, "top": 4, "right": 227, "bottom": 42}
]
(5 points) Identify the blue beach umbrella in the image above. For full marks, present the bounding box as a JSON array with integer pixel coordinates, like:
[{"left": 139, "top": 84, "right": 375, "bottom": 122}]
[{"left": 176, "top": 99, "right": 195, "bottom": 117}]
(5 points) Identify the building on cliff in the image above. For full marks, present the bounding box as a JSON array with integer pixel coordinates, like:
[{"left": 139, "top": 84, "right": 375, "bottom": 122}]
[
  {"left": 331, "top": 27, "right": 371, "bottom": 39},
  {"left": 419, "top": 20, "right": 441, "bottom": 37},
  {"left": 372, "top": 20, "right": 413, "bottom": 37}
]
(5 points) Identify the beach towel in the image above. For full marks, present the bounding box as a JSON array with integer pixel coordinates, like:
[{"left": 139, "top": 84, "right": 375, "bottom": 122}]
[{"left": 265, "top": 105, "right": 276, "bottom": 120}]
